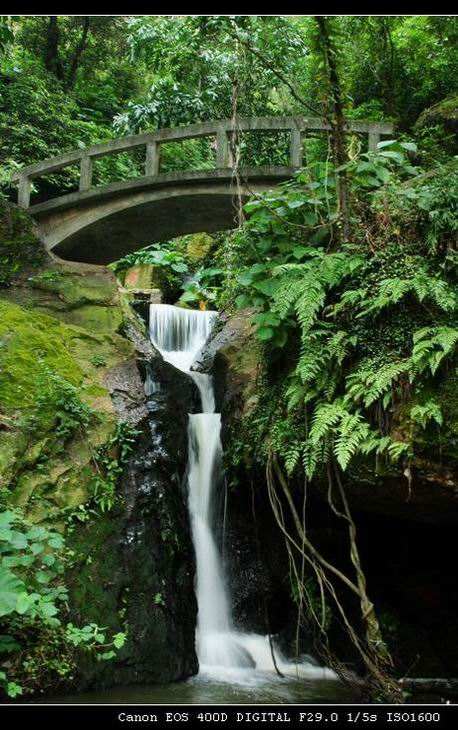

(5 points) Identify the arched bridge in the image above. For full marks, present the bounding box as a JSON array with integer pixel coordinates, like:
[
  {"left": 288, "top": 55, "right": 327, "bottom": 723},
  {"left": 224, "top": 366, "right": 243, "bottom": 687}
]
[{"left": 12, "top": 116, "right": 393, "bottom": 264}]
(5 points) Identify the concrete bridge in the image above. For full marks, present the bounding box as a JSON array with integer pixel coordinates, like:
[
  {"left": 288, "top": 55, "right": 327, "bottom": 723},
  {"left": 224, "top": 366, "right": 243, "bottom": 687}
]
[{"left": 12, "top": 116, "right": 393, "bottom": 264}]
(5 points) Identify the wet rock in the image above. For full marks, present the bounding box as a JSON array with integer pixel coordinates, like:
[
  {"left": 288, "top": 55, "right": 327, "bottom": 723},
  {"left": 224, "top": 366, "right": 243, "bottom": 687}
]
[
  {"left": 75, "top": 356, "right": 200, "bottom": 690},
  {"left": 104, "top": 359, "right": 148, "bottom": 427},
  {"left": 224, "top": 491, "right": 292, "bottom": 637},
  {"left": 193, "top": 308, "right": 261, "bottom": 419},
  {"left": 118, "top": 361, "right": 199, "bottom": 683}
]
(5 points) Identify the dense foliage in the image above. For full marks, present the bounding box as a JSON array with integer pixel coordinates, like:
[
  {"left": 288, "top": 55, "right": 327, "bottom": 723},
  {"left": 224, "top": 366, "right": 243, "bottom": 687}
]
[
  {"left": 1, "top": 16, "right": 456, "bottom": 199},
  {"left": 229, "top": 151, "right": 457, "bottom": 481},
  {"left": 0, "top": 508, "right": 126, "bottom": 697}
]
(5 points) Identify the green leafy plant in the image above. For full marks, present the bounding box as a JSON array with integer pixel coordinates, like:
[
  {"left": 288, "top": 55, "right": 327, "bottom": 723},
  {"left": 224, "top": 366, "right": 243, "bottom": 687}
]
[
  {"left": 89, "top": 423, "right": 140, "bottom": 513},
  {"left": 90, "top": 354, "right": 107, "bottom": 368},
  {"left": 0, "top": 509, "right": 125, "bottom": 697},
  {"left": 22, "top": 365, "right": 93, "bottom": 443}
]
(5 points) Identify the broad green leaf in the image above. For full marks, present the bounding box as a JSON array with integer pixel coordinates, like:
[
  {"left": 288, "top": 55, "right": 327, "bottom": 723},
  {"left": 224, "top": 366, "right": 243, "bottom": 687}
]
[
  {"left": 0, "top": 569, "right": 24, "bottom": 617},
  {"left": 113, "top": 632, "right": 126, "bottom": 649},
  {"left": 47, "top": 535, "right": 64, "bottom": 549},
  {"left": 98, "top": 650, "right": 116, "bottom": 661},
  {"left": 30, "top": 542, "right": 45, "bottom": 555},
  {"left": 16, "top": 592, "right": 36, "bottom": 615},
  {"left": 0, "top": 512, "right": 16, "bottom": 529},
  {"left": 376, "top": 139, "right": 397, "bottom": 149},
  {"left": 235, "top": 294, "right": 252, "bottom": 309},
  {"left": 0, "top": 634, "right": 20, "bottom": 653}
]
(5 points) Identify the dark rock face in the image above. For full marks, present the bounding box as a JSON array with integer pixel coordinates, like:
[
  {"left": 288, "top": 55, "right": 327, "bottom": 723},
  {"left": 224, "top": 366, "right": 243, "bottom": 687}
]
[
  {"left": 117, "top": 357, "right": 199, "bottom": 683},
  {"left": 117, "top": 376, "right": 194, "bottom": 681},
  {"left": 224, "top": 491, "right": 292, "bottom": 636},
  {"left": 104, "top": 359, "right": 149, "bottom": 427},
  {"left": 73, "top": 321, "right": 200, "bottom": 688},
  {"left": 193, "top": 308, "right": 261, "bottom": 419}
]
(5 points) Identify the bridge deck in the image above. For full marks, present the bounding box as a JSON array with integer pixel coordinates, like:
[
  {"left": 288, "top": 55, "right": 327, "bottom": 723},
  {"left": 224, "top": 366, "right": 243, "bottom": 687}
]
[{"left": 27, "top": 166, "right": 295, "bottom": 217}]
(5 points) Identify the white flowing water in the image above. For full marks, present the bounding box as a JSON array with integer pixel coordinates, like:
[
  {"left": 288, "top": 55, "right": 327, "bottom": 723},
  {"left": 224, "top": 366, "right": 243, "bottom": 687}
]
[{"left": 149, "top": 303, "right": 335, "bottom": 684}]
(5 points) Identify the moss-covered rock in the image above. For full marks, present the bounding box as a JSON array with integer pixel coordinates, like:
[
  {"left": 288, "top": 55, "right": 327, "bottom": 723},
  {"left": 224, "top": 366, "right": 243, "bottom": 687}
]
[
  {"left": 185, "top": 232, "right": 214, "bottom": 263},
  {"left": 0, "top": 298, "right": 133, "bottom": 518},
  {"left": 415, "top": 94, "right": 458, "bottom": 135},
  {"left": 194, "top": 308, "right": 262, "bottom": 419},
  {"left": 1, "top": 258, "right": 124, "bottom": 335},
  {"left": 0, "top": 202, "right": 199, "bottom": 694}
]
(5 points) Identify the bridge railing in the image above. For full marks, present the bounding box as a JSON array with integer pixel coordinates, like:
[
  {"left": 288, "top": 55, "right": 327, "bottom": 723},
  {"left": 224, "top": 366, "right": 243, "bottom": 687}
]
[{"left": 12, "top": 116, "right": 393, "bottom": 208}]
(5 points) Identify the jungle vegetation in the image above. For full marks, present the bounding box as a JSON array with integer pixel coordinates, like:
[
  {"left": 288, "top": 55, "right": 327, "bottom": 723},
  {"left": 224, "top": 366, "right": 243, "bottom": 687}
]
[{"left": 0, "top": 15, "right": 457, "bottom": 701}]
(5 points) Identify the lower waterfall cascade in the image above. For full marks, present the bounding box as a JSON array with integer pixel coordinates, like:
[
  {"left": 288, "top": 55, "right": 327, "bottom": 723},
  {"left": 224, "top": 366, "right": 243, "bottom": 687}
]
[{"left": 149, "top": 303, "right": 335, "bottom": 684}]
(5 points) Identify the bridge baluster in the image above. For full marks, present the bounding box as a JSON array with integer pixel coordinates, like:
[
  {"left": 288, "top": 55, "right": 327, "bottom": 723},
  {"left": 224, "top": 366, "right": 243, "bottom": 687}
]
[
  {"left": 368, "top": 131, "right": 381, "bottom": 153},
  {"left": 290, "top": 129, "right": 303, "bottom": 168},
  {"left": 18, "top": 175, "right": 31, "bottom": 207},
  {"left": 145, "top": 141, "right": 160, "bottom": 177},
  {"left": 216, "top": 127, "right": 230, "bottom": 168},
  {"left": 79, "top": 155, "right": 93, "bottom": 192},
  {"left": 12, "top": 117, "right": 395, "bottom": 213}
]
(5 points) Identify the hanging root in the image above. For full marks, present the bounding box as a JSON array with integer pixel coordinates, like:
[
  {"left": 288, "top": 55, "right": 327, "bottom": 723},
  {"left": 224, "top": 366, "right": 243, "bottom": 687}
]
[
  {"left": 250, "top": 480, "right": 284, "bottom": 677},
  {"left": 266, "top": 450, "right": 403, "bottom": 703}
]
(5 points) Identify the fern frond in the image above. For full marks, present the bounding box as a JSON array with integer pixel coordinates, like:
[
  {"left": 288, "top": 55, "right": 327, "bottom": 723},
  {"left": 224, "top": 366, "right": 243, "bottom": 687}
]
[
  {"left": 334, "top": 411, "right": 371, "bottom": 470},
  {"left": 309, "top": 401, "right": 345, "bottom": 444}
]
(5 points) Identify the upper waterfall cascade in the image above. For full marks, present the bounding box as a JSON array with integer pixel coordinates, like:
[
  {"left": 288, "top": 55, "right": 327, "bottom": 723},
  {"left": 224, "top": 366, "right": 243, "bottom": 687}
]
[{"left": 149, "top": 303, "right": 335, "bottom": 683}]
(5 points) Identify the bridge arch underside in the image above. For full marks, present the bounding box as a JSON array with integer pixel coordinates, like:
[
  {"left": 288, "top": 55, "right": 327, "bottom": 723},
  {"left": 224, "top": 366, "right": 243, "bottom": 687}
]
[{"left": 36, "top": 182, "right": 276, "bottom": 265}]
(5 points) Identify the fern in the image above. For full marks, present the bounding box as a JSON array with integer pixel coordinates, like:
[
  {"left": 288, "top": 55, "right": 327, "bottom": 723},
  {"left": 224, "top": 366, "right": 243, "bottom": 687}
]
[
  {"left": 302, "top": 440, "right": 322, "bottom": 480},
  {"left": 270, "top": 251, "right": 364, "bottom": 338},
  {"left": 285, "top": 442, "right": 302, "bottom": 476},
  {"left": 309, "top": 401, "right": 346, "bottom": 445},
  {"left": 410, "top": 400, "right": 443, "bottom": 428},
  {"left": 326, "top": 287, "right": 368, "bottom": 317},
  {"left": 411, "top": 326, "right": 458, "bottom": 375},
  {"left": 359, "top": 272, "right": 456, "bottom": 317},
  {"left": 345, "top": 358, "right": 410, "bottom": 408},
  {"left": 295, "top": 279, "right": 326, "bottom": 337},
  {"left": 334, "top": 412, "right": 370, "bottom": 470},
  {"left": 271, "top": 276, "right": 308, "bottom": 319}
]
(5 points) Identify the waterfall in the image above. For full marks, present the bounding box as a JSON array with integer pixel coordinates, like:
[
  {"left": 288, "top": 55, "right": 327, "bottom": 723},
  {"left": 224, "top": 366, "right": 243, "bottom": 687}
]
[{"left": 149, "top": 303, "right": 334, "bottom": 682}]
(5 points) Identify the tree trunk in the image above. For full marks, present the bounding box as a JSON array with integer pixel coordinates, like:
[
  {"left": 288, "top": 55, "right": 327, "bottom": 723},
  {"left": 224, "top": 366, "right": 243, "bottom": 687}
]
[
  {"left": 314, "top": 16, "right": 350, "bottom": 242},
  {"left": 44, "top": 16, "right": 64, "bottom": 81},
  {"left": 65, "top": 17, "right": 91, "bottom": 89}
]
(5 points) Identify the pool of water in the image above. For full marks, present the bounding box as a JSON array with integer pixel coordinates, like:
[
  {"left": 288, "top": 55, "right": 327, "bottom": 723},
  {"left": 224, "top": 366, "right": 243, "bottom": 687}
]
[{"left": 50, "top": 672, "right": 356, "bottom": 704}]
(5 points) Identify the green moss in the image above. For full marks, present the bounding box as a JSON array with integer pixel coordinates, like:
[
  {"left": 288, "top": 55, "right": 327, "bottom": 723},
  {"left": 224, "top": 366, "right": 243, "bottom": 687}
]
[
  {"left": 30, "top": 267, "right": 117, "bottom": 306},
  {"left": 185, "top": 232, "right": 214, "bottom": 263},
  {"left": 0, "top": 300, "right": 83, "bottom": 410},
  {"left": 0, "top": 298, "right": 134, "bottom": 514},
  {"left": 416, "top": 94, "right": 458, "bottom": 128},
  {"left": 67, "top": 511, "right": 124, "bottom": 627}
]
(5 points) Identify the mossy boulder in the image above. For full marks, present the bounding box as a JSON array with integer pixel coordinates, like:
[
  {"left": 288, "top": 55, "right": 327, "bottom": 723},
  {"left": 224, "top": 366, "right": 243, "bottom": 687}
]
[
  {"left": 193, "top": 308, "right": 261, "bottom": 419},
  {"left": 185, "top": 232, "right": 214, "bottom": 263},
  {"left": 0, "top": 202, "right": 199, "bottom": 692},
  {"left": 1, "top": 259, "right": 124, "bottom": 335},
  {"left": 0, "top": 222, "right": 133, "bottom": 495},
  {"left": 0, "top": 298, "right": 134, "bottom": 517},
  {"left": 416, "top": 94, "right": 458, "bottom": 135}
]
